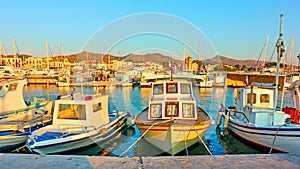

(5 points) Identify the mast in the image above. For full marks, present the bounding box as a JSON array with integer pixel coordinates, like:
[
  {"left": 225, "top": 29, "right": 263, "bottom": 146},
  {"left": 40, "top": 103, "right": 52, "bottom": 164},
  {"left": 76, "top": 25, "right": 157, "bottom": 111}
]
[
  {"left": 262, "top": 35, "right": 269, "bottom": 68},
  {"left": 272, "top": 14, "right": 285, "bottom": 125},
  {"left": 1, "top": 43, "right": 8, "bottom": 66},
  {"left": 0, "top": 42, "right": 2, "bottom": 65},
  {"left": 46, "top": 39, "right": 50, "bottom": 70},
  {"left": 289, "top": 36, "right": 295, "bottom": 71}
]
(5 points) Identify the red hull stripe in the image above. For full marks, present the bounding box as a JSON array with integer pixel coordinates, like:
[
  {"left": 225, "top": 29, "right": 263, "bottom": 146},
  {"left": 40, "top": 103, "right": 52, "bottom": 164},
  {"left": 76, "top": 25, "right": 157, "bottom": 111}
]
[{"left": 137, "top": 126, "right": 209, "bottom": 132}]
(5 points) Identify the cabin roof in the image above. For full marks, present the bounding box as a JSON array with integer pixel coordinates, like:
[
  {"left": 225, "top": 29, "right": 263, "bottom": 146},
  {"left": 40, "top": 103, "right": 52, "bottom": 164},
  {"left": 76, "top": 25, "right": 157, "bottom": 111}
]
[{"left": 59, "top": 93, "right": 102, "bottom": 101}]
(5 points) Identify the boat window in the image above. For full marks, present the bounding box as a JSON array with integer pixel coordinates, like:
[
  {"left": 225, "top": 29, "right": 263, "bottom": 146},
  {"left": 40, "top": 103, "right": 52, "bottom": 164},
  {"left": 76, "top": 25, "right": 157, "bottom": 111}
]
[
  {"left": 150, "top": 104, "right": 162, "bottom": 118},
  {"left": 237, "top": 91, "right": 241, "bottom": 100},
  {"left": 182, "top": 103, "right": 195, "bottom": 118},
  {"left": 57, "top": 104, "right": 86, "bottom": 120},
  {"left": 247, "top": 93, "right": 256, "bottom": 104},
  {"left": 286, "top": 75, "right": 292, "bottom": 82},
  {"left": 260, "top": 94, "right": 270, "bottom": 103},
  {"left": 166, "top": 82, "right": 178, "bottom": 94},
  {"left": 60, "top": 78, "right": 68, "bottom": 83},
  {"left": 153, "top": 84, "right": 164, "bottom": 95},
  {"left": 165, "top": 102, "right": 179, "bottom": 117},
  {"left": 181, "top": 83, "right": 191, "bottom": 94},
  {"left": 8, "top": 83, "right": 17, "bottom": 91},
  {"left": 92, "top": 102, "right": 102, "bottom": 112}
]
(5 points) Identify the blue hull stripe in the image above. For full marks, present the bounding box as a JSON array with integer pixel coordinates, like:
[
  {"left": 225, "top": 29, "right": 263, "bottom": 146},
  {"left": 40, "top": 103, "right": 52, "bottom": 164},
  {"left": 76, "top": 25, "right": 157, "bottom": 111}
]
[{"left": 229, "top": 120, "right": 300, "bottom": 137}]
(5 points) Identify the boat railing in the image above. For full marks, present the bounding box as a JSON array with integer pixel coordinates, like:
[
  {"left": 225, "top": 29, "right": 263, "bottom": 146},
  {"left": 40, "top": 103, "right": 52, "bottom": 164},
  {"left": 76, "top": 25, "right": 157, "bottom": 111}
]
[
  {"left": 57, "top": 124, "right": 96, "bottom": 135},
  {"left": 228, "top": 108, "right": 250, "bottom": 123}
]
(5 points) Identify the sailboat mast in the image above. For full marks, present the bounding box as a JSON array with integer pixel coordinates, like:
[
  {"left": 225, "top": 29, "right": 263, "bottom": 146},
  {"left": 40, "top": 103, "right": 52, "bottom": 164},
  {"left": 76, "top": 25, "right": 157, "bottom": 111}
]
[
  {"left": 0, "top": 42, "right": 2, "bottom": 65},
  {"left": 290, "top": 36, "right": 295, "bottom": 71},
  {"left": 272, "top": 14, "right": 285, "bottom": 125},
  {"left": 262, "top": 35, "right": 269, "bottom": 68},
  {"left": 46, "top": 39, "right": 50, "bottom": 70}
]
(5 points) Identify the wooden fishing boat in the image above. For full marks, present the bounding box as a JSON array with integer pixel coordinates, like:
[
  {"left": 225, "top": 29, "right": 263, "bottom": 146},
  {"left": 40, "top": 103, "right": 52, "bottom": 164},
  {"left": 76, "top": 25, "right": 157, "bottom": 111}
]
[
  {"left": 0, "top": 78, "right": 52, "bottom": 151},
  {"left": 27, "top": 92, "right": 134, "bottom": 155},
  {"left": 135, "top": 80, "right": 212, "bottom": 155},
  {"left": 217, "top": 15, "right": 300, "bottom": 155},
  {"left": 218, "top": 82, "right": 300, "bottom": 154}
]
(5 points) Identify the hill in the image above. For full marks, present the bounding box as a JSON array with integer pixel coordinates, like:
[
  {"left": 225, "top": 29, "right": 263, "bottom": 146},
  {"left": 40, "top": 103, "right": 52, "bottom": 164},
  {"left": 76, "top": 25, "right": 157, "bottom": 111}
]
[{"left": 205, "top": 55, "right": 263, "bottom": 67}]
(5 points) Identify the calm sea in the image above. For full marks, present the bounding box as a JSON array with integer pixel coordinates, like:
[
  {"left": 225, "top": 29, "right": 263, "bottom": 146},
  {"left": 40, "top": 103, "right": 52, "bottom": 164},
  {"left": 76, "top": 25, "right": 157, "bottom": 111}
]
[{"left": 22, "top": 84, "right": 292, "bottom": 156}]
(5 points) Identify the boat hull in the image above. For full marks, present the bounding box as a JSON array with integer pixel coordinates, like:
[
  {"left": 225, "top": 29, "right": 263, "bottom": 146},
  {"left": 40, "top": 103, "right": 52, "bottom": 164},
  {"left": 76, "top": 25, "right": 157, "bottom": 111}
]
[
  {"left": 0, "top": 135, "right": 27, "bottom": 151},
  {"left": 227, "top": 117, "right": 300, "bottom": 154},
  {"left": 136, "top": 122, "right": 210, "bottom": 155},
  {"left": 135, "top": 107, "right": 212, "bottom": 155}
]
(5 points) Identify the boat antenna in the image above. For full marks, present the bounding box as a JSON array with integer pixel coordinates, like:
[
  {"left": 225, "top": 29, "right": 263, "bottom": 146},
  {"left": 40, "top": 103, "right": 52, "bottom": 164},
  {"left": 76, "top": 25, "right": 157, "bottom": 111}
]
[
  {"left": 170, "top": 61, "right": 173, "bottom": 81},
  {"left": 272, "top": 14, "right": 285, "bottom": 125}
]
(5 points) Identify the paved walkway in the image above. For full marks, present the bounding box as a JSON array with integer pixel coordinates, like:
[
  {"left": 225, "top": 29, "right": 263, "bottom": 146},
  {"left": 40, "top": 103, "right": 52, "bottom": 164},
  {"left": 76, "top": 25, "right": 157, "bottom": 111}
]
[{"left": 0, "top": 153, "right": 299, "bottom": 169}]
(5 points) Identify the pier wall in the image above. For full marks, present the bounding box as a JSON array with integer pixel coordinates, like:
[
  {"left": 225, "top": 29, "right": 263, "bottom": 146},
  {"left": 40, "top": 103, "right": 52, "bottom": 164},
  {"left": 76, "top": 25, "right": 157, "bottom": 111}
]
[{"left": 0, "top": 153, "right": 299, "bottom": 169}]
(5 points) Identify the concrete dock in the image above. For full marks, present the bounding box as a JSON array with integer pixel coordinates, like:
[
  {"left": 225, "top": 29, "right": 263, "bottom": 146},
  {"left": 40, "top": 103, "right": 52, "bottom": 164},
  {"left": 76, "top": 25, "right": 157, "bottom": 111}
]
[{"left": 0, "top": 153, "right": 299, "bottom": 169}]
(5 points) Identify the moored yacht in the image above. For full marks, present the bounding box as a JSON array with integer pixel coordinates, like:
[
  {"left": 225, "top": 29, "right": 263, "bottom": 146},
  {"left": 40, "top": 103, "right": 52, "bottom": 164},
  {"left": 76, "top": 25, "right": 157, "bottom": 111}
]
[{"left": 218, "top": 14, "right": 300, "bottom": 155}]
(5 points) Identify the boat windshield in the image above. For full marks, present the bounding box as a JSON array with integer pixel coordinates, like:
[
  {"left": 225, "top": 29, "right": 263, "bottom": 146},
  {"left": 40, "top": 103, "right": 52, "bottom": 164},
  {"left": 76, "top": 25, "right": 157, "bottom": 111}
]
[
  {"left": 181, "top": 83, "right": 191, "bottom": 94},
  {"left": 166, "top": 82, "right": 178, "bottom": 94},
  {"left": 150, "top": 104, "right": 162, "bottom": 118},
  {"left": 182, "top": 103, "right": 195, "bottom": 118},
  {"left": 57, "top": 104, "right": 86, "bottom": 120},
  {"left": 165, "top": 102, "right": 179, "bottom": 117},
  {"left": 153, "top": 84, "right": 164, "bottom": 95},
  {"left": 8, "top": 83, "right": 17, "bottom": 91}
]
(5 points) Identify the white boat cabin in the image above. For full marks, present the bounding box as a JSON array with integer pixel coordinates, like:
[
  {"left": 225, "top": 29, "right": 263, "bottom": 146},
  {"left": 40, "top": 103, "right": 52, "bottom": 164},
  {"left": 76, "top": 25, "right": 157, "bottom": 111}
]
[
  {"left": 236, "top": 85, "right": 275, "bottom": 112},
  {"left": 148, "top": 81, "right": 197, "bottom": 120},
  {"left": 52, "top": 93, "right": 109, "bottom": 128},
  {"left": 235, "top": 83, "right": 288, "bottom": 126}
]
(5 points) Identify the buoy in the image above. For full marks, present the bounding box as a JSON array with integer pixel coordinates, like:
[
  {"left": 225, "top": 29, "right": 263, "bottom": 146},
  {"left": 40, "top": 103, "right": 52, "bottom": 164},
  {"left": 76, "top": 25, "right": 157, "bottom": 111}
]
[
  {"left": 126, "top": 113, "right": 135, "bottom": 127},
  {"left": 223, "top": 112, "right": 230, "bottom": 128},
  {"left": 216, "top": 112, "right": 223, "bottom": 127}
]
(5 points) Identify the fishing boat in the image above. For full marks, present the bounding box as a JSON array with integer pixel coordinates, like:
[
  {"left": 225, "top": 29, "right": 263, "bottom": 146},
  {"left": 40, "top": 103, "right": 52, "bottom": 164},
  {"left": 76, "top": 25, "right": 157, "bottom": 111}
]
[
  {"left": 135, "top": 79, "right": 213, "bottom": 155},
  {"left": 194, "top": 78, "right": 213, "bottom": 88},
  {"left": 27, "top": 92, "right": 134, "bottom": 155},
  {"left": 217, "top": 14, "right": 300, "bottom": 154},
  {"left": 0, "top": 78, "right": 52, "bottom": 151},
  {"left": 56, "top": 73, "right": 71, "bottom": 87}
]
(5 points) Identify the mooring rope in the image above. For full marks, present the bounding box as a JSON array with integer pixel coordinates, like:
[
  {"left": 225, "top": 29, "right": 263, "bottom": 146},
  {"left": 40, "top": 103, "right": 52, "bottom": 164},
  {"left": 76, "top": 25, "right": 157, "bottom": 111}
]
[
  {"left": 269, "top": 123, "right": 286, "bottom": 154},
  {"left": 11, "top": 144, "right": 33, "bottom": 153},
  {"left": 119, "top": 119, "right": 173, "bottom": 157},
  {"left": 184, "top": 130, "right": 189, "bottom": 156},
  {"left": 192, "top": 125, "right": 213, "bottom": 156}
]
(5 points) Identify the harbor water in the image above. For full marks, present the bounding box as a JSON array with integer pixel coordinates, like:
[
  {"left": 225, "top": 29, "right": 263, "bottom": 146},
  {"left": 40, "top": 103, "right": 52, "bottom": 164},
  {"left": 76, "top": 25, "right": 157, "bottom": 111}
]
[{"left": 21, "top": 84, "right": 292, "bottom": 156}]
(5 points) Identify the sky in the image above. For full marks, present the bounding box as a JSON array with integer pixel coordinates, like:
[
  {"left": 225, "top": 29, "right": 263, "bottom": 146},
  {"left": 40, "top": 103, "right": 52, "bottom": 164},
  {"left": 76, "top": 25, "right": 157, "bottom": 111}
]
[{"left": 0, "top": 0, "right": 299, "bottom": 62}]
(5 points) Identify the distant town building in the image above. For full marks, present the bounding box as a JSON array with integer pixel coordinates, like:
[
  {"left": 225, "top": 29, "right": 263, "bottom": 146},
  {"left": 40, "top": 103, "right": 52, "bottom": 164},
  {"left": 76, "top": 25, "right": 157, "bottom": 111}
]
[
  {"left": 1, "top": 54, "right": 23, "bottom": 67},
  {"left": 184, "top": 56, "right": 193, "bottom": 71},
  {"left": 24, "top": 56, "right": 43, "bottom": 69}
]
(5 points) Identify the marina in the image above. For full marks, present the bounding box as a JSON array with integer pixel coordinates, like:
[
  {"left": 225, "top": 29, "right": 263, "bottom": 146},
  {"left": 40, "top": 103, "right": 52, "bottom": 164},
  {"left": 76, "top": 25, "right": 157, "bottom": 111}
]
[
  {"left": 2, "top": 82, "right": 292, "bottom": 156},
  {"left": 1, "top": 1, "right": 300, "bottom": 168}
]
